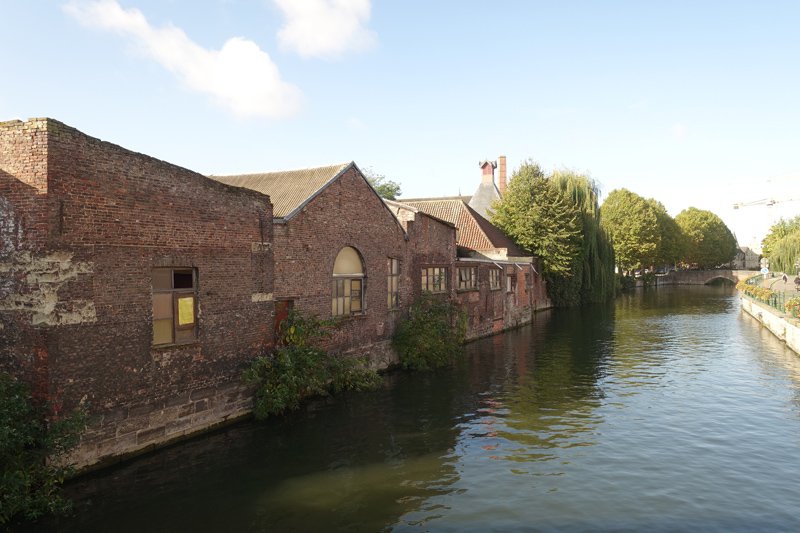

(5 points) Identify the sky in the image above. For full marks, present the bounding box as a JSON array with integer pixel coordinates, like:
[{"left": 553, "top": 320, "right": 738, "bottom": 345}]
[{"left": 2, "top": 1, "right": 799, "bottom": 250}]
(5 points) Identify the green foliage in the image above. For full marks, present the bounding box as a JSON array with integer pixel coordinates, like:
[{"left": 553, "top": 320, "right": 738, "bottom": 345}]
[
  {"left": 762, "top": 216, "right": 800, "bottom": 274},
  {"left": 675, "top": 207, "right": 737, "bottom": 268},
  {"left": 550, "top": 169, "right": 616, "bottom": 305},
  {"left": 645, "top": 198, "right": 687, "bottom": 267},
  {"left": 601, "top": 188, "right": 660, "bottom": 272},
  {"left": 362, "top": 166, "right": 402, "bottom": 201},
  {"left": 1, "top": 372, "right": 90, "bottom": 524},
  {"left": 762, "top": 215, "right": 800, "bottom": 258},
  {"left": 243, "top": 310, "right": 382, "bottom": 420},
  {"left": 616, "top": 272, "right": 637, "bottom": 292},
  {"left": 490, "top": 160, "right": 583, "bottom": 277},
  {"left": 392, "top": 293, "right": 468, "bottom": 371}
]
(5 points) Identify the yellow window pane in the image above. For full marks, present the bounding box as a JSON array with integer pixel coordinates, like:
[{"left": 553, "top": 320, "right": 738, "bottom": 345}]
[
  {"left": 153, "top": 318, "right": 173, "bottom": 345},
  {"left": 178, "top": 297, "right": 194, "bottom": 325},
  {"left": 153, "top": 293, "right": 172, "bottom": 319}
]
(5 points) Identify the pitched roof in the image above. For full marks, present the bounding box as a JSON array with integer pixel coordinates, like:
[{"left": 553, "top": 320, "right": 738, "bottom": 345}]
[
  {"left": 209, "top": 162, "right": 351, "bottom": 218},
  {"left": 399, "top": 198, "right": 528, "bottom": 256},
  {"left": 467, "top": 181, "right": 501, "bottom": 219},
  {"left": 383, "top": 199, "right": 457, "bottom": 228}
]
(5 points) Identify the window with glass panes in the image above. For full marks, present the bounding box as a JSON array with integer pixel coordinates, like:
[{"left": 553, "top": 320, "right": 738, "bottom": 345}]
[
  {"left": 489, "top": 268, "right": 501, "bottom": 290},
  {"left": 387, "top": 257, "right": 400, "bottom": 309},
  {"left": 458, "top": 267, "right": 477, "bottom": 290},
  {"left": 152, "top": 268, "right": 197, "bottom": 346},
  {"left": 421, "top": 267, "right": 448, "bottom": 292},
  {"left": 332, "top": 247, "right": 365, "bottom": 316}
]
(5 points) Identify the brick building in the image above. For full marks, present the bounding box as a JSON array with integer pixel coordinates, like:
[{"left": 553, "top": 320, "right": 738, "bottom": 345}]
[
  {"left": 0, "top": 118, "right": 275, "bottom": 468},
  {"left": 1, "top": 119, "right": 552, "bottom": 469},
  {"left": 211, "top": 163, "right": 410, "bottom": 367},
  {"left": 398, "top": 158, "right": 550, "bottom": 338}
]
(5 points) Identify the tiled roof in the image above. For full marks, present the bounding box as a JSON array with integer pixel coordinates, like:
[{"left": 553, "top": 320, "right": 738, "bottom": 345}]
[
  {"left": 209, "top": 162, "right": 351, "bottom": 218},
  {"left": 383, "top": 199, "right": 456, "bottom": 228},
  {"left": 399, "top": 198, "right": 528, "bottom": 256}
]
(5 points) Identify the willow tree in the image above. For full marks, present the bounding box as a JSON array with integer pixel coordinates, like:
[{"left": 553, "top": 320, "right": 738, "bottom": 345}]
[
  {"left": 762, "top": 215, "right": 800, "bottom": 258},
  {"left": 549, "top": 169, "right": 616, "bottom": 304},
  {"left": 763, "top": 216, "right": 800, "bottom": 273}
]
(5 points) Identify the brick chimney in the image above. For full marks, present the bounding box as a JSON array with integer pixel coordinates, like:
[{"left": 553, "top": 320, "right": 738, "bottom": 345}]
[
  {"left": 498, "top": 156, "right": 507, "bottom": 196},
  {"left": 479, "top": 159, "right": 497, "bottom": 184}
]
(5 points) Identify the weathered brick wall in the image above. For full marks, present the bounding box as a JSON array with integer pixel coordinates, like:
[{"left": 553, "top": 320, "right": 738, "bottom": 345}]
[
  {"left": 273, "top": 166, "right": 407, "bottom": 367},
  {"left": 0, "top": 120, "right": 53, "bottom": 391},
  {"left": 402, "top": 211, "right": 458, "bottom": 303},
  {"left": 1, "top": 118, "right": 275, "bottom": 468},
  {"left": 454, "top": 262, "right": 505, "bottom": 339}
]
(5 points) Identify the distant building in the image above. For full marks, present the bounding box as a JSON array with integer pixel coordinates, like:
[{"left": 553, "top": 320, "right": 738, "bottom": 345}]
[{"left": 734, "top": 247, "right": 760, "bottom": 270}]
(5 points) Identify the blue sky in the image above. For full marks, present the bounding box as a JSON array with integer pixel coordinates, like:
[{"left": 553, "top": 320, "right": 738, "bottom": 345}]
[{"left": 2, "top": 1, "right": 799, "bottom": 250}]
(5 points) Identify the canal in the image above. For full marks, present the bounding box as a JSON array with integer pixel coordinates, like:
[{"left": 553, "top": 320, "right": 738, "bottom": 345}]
[{"left": 22, "top": 285, "right": 800, "bottom": 532}]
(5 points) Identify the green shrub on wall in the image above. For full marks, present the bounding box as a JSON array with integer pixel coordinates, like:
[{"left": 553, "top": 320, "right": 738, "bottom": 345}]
[
  {"left": 0, "top": 372, "right": 90, "bottom": 524},
  {"left": 392, "top": 293, "right": 468, "bottom": 371},
  {"left": 243, "top": 309, "right": 382, "bottom": 420}
]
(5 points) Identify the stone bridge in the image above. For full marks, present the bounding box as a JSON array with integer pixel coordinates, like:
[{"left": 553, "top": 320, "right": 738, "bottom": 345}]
[{"left": 658, "top": 269, "right": 758, "bottom": 286}]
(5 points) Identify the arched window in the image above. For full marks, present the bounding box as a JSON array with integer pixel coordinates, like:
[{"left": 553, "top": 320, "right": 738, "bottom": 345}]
[{"left": 332, "top": 247, "right": 364, "bottom": 316}]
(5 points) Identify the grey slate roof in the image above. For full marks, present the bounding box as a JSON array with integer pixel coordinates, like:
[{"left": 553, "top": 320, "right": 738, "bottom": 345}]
[{"left": 467, "top": 181, "right": 501, "bottom": 219}]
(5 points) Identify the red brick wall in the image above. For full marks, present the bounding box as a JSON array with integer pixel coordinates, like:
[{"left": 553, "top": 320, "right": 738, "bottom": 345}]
[
  {"left": 273, "top": 166, "right": 408, "bottom": 366},
  {"left": 402, "top": 211, "right": 458, "bottom": 302},
  {"left": 1, "top": 118, "right": 275, "bottom": 467}
]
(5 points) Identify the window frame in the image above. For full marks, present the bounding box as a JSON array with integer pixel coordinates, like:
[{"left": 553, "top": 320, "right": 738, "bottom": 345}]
[
  {"left": 457, "top": 266, "right": 478, "bottom": 291},
  {"left": 489, "top": 268, "right": 502, "bottom": 290},
  {"left": 387, "top": 257, "right": 400, "bottom": 309},
  {"left": 152, "top": 268, "right": 198, "bottom": 347},
  {"left": 421, "top": 266, "right": 448, "bottom": 293},
  {"left": 332, "top": 247, "right": 366, "bottom": 318}
]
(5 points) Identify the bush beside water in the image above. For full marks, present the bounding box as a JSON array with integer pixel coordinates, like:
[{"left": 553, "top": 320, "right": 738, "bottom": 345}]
[
  {"left": 0, "top": 372, "right": 90, "bottom": 524},
  {"left": 243, "top": 310, "right": 382, "bottom": 420},
  {"left": 392, "top": 293, "right": 468, "bottom": 371}
]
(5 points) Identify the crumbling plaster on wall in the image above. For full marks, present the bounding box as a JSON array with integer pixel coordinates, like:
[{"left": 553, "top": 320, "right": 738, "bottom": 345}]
[{"left": 0, "top": 250, "right": 96, "bottom": 326}]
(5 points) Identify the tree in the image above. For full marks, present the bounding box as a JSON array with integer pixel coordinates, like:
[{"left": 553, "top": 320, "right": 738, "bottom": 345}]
[
  {"left": 549, "top": 169, "right": 616, "bottom": 304},
  {"left": 490, "top": 160, "right": 583, "bottom": 277},
  {"left": 600, "top": 189, "right": 660, "bottom": 273},
  {"left": 675, "top": 207, "right": 737, "bottom": 268},
  {"left": 645, "top": 198, "right": 686, "bottom": 268},
  {"left": 762, "top": 215, "right": 800, "bottom": 258},
  {"left": 362, "top": 167, "right": 402, "bottom": 200},
  {"left": 762, "top": 215, "right": 800, "bottom": 274}
]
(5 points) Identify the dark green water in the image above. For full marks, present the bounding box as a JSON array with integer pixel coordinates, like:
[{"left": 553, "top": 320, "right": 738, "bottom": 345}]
[{"left": 19, "top": 286, "right": 800, "bottom": 531}]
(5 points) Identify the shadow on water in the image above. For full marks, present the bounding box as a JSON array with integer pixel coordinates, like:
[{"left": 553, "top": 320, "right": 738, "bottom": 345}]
[{"left": 16, "top": 284, "right": 800, "bottom": 532}]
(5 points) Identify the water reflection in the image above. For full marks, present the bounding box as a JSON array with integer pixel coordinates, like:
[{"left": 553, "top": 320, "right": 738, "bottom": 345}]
[{"left": 19, "top": 285, "right": 800, "bottom": 532}]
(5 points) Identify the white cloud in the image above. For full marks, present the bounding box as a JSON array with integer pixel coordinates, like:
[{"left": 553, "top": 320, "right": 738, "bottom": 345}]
[
  {"left": 273, "top": 0, "right": 376, "bottom": 59},
  {"left": 671, "top": 123, "right": 688, "bottom": 140},
  {"left": 63, "top": 0, "right": 303, "bottom": 119}
]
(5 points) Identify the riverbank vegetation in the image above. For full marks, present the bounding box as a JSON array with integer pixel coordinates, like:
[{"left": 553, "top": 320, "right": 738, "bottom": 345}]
[
  {"left": 490, "top": 160, "right": 738, "bottom": 304},
  {"left": 600, "top": 188, "right": 736, "bottom": 275},
  {"left": 0, "top": 372, "right": 90, "bottom": 524},
  {"left": 392, "top": 293, "right": 468, "bottom": 370},
  {"left": 490, "top": 161, "right": 616, "bottom": 306},
  {"left": 243, "top": 310, "right": 383, "bottom": 419},
  {"left": 761, "top": 215, "right": 800, "bottom": 274}
]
